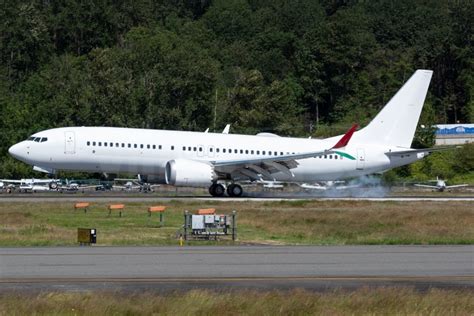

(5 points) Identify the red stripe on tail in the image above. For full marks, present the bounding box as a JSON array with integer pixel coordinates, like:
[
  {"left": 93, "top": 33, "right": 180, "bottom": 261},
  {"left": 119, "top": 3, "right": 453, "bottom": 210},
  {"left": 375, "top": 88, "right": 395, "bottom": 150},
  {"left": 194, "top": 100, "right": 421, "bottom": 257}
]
[{"left": 332, "top": 124, "right": 358, "bottom": 149}]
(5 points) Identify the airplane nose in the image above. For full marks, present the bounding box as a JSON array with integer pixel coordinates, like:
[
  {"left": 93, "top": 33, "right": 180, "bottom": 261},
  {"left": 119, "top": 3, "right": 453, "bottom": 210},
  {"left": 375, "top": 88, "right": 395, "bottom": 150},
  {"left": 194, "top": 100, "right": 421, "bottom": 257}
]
[{"left": 8, "top": 143, "right": 22, "bottom": 159}]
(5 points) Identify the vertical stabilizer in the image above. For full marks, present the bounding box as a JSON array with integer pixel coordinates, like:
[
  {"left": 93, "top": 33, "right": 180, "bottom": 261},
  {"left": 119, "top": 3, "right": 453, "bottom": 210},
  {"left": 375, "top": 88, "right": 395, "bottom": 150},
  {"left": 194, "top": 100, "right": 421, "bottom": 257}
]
[{"left": 356, "top": 70, "right": 433, "bottom": 148}]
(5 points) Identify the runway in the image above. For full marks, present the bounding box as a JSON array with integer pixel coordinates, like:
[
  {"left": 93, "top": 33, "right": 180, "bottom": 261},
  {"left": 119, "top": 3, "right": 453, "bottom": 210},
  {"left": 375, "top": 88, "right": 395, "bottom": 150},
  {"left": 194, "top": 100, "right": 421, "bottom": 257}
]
[
  {"left": 1, "top": 246, "right": 472, "bottom": 292},
  {"left": 0, "top": 195, "right": 473, "bottom": 202}
]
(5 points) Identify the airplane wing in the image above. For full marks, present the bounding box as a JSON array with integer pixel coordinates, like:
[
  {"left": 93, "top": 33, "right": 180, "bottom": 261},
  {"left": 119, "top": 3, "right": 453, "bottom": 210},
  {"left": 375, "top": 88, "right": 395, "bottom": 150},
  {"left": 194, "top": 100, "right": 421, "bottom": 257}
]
[
  {"left": 445, "top": 184, "right": 469, "bottom": 189},
  {"left": 0, "top": 179, "right": 22, "bottom": 184},
  {"left": 212, "top": 124, "right": 358, "bottom": 181},
  {"left": 414, "top": 184, "right": 438, "bottom": 189},
  {"left": 299, "top": 183, "right": 327, "bottom": 190}
]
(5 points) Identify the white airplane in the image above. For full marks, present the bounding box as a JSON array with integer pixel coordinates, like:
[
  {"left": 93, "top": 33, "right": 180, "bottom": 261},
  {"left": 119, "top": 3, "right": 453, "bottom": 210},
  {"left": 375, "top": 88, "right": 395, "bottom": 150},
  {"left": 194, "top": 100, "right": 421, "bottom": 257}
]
[
  {"left": 299, "top": 181, "right": 358, "bottom": 191},
  {"left": 0, "top": 178, "right": 60, "bottom": 190},
  {"left": 113, "top": 178, "right": 160, "bottom": 192},
  {"left": 8, "top": 70, "right": 448, "bottom": 197},
  {"left": 256, "top": 180, "right": 285, "bottom": 189},
  {"left": 414, "top": 177, "right": 468, "bottom": 192}
]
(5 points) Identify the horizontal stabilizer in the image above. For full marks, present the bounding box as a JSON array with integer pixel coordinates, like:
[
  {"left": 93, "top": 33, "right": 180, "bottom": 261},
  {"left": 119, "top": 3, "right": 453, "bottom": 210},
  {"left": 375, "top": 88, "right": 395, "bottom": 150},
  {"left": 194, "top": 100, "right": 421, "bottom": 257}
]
[{"left": 385, "top": 146, "right": 459, "bottom": 156}]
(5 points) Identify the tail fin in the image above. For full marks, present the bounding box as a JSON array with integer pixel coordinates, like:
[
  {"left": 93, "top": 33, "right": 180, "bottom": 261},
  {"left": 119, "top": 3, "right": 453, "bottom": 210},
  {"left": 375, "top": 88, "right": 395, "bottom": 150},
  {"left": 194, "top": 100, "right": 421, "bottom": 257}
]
[{"left": 356, "top": 69, "right": 433, "bottom": 148}]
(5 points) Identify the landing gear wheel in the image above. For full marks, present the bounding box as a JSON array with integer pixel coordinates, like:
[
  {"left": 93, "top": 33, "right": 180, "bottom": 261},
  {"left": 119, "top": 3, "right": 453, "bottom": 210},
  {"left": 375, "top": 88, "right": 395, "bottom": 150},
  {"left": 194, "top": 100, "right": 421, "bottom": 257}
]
[
  {"left": 227, "top": 184, "right": 243, "bottom": 197},
  {"left": 209, "top": 183, "right": 225, "bottom": 197}
]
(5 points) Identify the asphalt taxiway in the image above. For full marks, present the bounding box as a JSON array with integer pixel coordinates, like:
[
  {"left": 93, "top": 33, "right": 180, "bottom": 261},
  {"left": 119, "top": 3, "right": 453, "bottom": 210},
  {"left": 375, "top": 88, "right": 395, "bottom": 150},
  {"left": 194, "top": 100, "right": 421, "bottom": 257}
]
[
  {"left": 0, "top": 195, "right": 473, "bottom": 202},
  {"left": 1, "top": 246, "right": 472, "bottom": 292}
]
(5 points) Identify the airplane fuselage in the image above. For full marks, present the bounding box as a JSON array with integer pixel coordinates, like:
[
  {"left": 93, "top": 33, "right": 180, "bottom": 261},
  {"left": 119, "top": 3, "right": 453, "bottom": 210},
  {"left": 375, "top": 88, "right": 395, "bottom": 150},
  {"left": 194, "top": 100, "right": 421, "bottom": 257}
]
[{"left": 8, "top": 126, "right": 423, "bottom": 184}]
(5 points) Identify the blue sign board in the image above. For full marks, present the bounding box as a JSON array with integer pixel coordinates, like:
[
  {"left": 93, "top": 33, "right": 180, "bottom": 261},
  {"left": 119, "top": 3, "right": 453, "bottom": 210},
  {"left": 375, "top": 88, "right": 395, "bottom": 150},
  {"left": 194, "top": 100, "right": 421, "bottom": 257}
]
[{"left": 435, "top": 124, "right": 474, "bottom": 135}]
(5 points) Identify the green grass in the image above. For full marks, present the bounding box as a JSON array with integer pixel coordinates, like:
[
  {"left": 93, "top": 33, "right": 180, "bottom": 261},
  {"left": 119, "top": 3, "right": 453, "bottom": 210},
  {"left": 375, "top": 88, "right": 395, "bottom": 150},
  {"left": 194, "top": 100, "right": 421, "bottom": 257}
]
[
  {"left": 0, "top": 288, "right": 473, "bottom": 315},
  {"left": 0, "top": 200, "right": 473, "bottom": 246}
]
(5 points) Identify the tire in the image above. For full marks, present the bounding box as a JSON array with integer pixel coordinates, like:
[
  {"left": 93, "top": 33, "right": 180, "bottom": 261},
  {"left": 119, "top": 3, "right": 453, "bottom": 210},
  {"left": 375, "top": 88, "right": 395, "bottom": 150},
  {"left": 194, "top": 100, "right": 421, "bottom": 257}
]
[
  {"left": 213, "top": 184, "right": 225, "bottom": 197},
  {"left": 209, "top": 183, "right": 225, "bottom": 197},
  {"left": 227, "top": 184, "right": 243, "bottom": 197},
  {"left": 208, "top": 185, "right": 215, "bottom": 196}
]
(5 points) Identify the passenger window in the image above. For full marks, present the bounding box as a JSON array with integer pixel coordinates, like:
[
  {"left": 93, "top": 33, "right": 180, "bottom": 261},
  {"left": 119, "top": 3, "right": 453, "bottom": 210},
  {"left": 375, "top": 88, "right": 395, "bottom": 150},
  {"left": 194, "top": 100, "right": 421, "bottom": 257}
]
[
  {"left": 280, "top": 152, "right": 283, "bottom": 155},
  {"left": 134, "top": 144, "right": 137, "bottom": 148},
  {"left": 115, "top": 143, "right": 119, "bottom": 147},
  {"left": 240, "top": 150, "right": 243, "bottom": 154},
  {"left": 245, "top": 150, "right": 249, "bottom": 154},
  {"left": 263, "top": 151, "right": 266, "bottom": 155},
  {"left": 159, "top": 145, "right": 162, "bottom": 150},
  {"left": 140, "top": 144, "right": 144, "bottom": 149},
  {"left": 210, "top": 148, "right": 213, "bottom": 152},
  {"left": 121, "top": 143, "right": 125, "bottom": 148},
  {"left": 234, "top": 149, "right": 238, "bottom": 153},
  {"left": 98, "top": 142, "right": 102, "bottom": 146},
  {"left": 171, "top": 146, "right": 174, "bottom": 150},
  {"left": 193, "top": 147, "right": 197, "bottom": 151},
  {"left": 223, "top": 149, "right": 226, "bottom": 153},
  {"left": 216, "top": 148, "right": 219, "bottom": 153},
  {"left": 93, "top": 142, "right": 96, "bottom": 146},
  {"left": 324, "top": 155, "right": 327, "bottom": 159},
  {"left": 199, "top": 147, "right": 202, "bottom": 152},
  {"left": 188, "top": 146, "right": 191, "bottom": 151},
  {"left": 128, "top": 143, "right": 131, "bottom": 148},
  {"left": 182, "top": 146, "right": 186, "bottom": 151},
  {"left": 104, "top": 142, "right": 108, "bottom": 147},
  {"left": 87, "top": 141, "right": 90, "bottom": 146},
  {"left": 251, "top": 150, "right": 254, "bottom": 154},
  {"left": 257, "top": 151, "right": 260, "bottom": 155},
  {"left": 274, "top": 152, "right": 277, "bottom": 155},
  {"left": 152, "top": 145, "right": 156, "bottom": 149},
  {"left": 335, "top": 155, "right": 338, "bottom": 159}
]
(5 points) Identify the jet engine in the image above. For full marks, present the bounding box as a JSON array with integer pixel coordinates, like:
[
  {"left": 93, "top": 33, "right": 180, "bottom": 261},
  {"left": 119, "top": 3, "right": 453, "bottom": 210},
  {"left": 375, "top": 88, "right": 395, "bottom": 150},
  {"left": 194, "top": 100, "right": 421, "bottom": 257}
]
[{"left": 165, "top": 159, "right": 217, "bottom": 187}]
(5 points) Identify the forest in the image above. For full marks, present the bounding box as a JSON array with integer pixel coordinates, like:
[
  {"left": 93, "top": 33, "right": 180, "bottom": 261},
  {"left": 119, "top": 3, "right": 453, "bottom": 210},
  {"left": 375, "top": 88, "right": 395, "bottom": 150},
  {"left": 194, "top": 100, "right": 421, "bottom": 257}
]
[{"left": 0, "top": 0, "right": 472, "bottom": 181}]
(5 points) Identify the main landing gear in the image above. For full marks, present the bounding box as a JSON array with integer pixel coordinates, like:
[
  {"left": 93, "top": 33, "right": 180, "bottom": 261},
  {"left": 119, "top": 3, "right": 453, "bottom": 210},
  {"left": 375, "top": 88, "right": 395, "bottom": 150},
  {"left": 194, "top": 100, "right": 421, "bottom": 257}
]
[
  {"left": 208, "top": 183, "right": 243, "bottom": 197},
  {"left": 226, "top": 183, "right": 243, "bottom": 197}
]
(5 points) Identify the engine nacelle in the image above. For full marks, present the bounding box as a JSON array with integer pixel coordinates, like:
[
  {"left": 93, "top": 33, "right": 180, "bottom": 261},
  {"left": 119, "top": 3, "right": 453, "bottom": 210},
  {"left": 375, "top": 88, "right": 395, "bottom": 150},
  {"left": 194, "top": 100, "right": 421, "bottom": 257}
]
[{"left": 165, "top": 159, "right": 217, "bottom": 187}]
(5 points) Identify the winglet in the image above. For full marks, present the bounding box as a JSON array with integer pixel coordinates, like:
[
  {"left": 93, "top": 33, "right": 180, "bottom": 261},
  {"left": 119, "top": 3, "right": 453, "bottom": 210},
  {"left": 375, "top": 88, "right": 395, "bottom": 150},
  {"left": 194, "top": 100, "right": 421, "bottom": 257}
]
[{"left": 332, "top": 124, "right": 358, "bottom": 149}]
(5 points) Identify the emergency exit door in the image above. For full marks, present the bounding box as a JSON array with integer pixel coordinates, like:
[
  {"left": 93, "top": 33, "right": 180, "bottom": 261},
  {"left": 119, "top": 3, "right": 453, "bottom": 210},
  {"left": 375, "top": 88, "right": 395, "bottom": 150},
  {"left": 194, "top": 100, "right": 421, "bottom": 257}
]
[
  {"left": 64, "top": 131, "right": 76, "bottom": 154},
  {"left": 356, "top": 148, "right": 365, "bottom": 170}
]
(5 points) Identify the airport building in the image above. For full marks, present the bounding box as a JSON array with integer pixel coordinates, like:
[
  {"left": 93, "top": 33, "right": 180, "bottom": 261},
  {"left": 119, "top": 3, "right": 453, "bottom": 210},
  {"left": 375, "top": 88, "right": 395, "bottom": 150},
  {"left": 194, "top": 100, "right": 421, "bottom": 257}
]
[{"left": 435, "top": 124, "right": 474, "bottom": 146}]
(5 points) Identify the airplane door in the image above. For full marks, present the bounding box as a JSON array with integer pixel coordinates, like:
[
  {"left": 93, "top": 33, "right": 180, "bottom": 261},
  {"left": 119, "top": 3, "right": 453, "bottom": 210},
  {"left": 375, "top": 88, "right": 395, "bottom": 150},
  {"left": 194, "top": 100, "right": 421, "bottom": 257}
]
[
  {"left": 64, "top": 131, "right": 76, "bottom": 154},
  {"left": 356, "top": 148, "right": 365, "bottom": 170}
]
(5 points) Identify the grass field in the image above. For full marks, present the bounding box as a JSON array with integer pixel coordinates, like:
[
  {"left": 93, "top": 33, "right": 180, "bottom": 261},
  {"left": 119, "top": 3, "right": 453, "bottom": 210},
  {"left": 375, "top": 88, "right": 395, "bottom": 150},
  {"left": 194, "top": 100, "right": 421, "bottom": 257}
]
[
  {"left": 0, "top": 200, "right": 472, "bottom": 246},
  {"left": 0, "top": 288, "right": 472, "bottom": 315}
]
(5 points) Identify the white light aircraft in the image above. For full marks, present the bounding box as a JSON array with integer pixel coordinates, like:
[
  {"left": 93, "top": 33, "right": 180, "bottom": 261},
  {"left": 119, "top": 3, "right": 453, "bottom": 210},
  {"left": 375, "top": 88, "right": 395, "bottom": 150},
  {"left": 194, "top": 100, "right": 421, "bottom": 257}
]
[
  {"left": 0, "top": 178, "right": 59, "bottom": 191},
  {"left": 299, "top": 181, "right": 358, "bottom": 191},
  {"left": 9, "top": 70, "right": 447, "bottom": 197},
  {"left": 414, "top": 177, "right": 468, "bottom": 192}
]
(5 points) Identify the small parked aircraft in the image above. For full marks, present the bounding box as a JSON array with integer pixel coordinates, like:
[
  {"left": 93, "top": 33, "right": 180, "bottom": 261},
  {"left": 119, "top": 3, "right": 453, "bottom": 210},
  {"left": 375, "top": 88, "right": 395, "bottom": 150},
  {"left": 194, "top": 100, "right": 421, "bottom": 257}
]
[
  {"left": 414, "top": 178, "right": 468, "bottom": 192},
  {"left": 0, "top": 178, "right": 60, "bottom": 192}
]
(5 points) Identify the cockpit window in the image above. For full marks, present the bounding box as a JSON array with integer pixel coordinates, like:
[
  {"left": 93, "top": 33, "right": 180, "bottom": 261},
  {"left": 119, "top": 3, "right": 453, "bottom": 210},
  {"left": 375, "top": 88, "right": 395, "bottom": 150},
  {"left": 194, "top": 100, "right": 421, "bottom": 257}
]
[
  {"left": 34, "top": 137, "right": 41, "bottom": 142},
  {"left": 40, "top": 137, "right": 47, "bottom": 142},
  {"left": 27, "top": 137, "right": 35, "bottom": 141}
]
